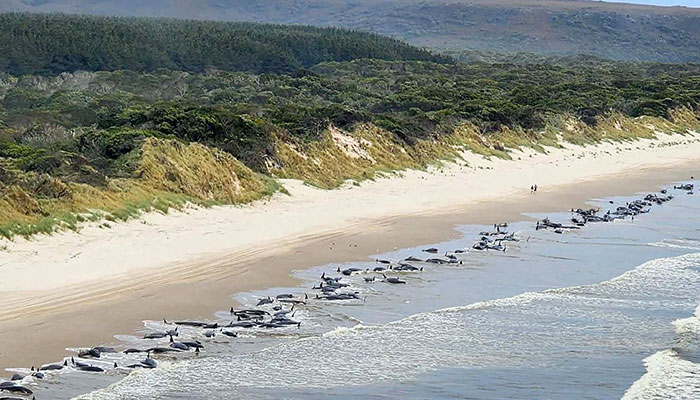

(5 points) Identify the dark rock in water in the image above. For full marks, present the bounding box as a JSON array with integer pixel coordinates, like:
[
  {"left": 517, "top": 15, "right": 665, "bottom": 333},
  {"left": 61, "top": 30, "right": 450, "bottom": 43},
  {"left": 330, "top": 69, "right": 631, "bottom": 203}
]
[{"left": 9, "top": 374, "right": 23, "bottom": 381}]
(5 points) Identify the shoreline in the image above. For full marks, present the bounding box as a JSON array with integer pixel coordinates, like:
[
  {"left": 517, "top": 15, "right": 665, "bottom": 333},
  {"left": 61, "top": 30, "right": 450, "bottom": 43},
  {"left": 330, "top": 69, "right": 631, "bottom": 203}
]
[{"left": 1, "top": 133, "right": 700, "bottom": 372}]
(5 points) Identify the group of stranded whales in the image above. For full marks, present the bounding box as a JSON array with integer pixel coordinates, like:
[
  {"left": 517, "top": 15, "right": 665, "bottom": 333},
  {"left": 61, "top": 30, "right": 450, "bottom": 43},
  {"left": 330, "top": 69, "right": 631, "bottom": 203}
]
[{"left": 2, "top": 181, "right": 695, "bottom": 399}]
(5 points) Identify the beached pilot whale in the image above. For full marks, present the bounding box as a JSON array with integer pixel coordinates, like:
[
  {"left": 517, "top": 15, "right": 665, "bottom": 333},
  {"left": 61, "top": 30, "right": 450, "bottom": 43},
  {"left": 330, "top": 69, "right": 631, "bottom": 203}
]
[
  {"left": 674, "top": 183, "right": 694, "bottom": 191},
  {"left": 169, "top": 337, "right": 191, "bottom": 351},
  {"left": 0, "top": 381, "right": 33, "bottom": 395},
  {"left": 128, "top": 354, "right": 158, "bottom": 369},
  {"left": 72, "top": 359, "right": 105, "bottom": 373},
  {"left": 143, "top": 331, "right": 169, "bottom": 339},
  {"left": 316, "top": 293, "right": 363, "bottom": 301},
  {"left": 256, "top": 297, "right": 274, "bottom": 306},
  {"left": 226, "top": 320, "right": 258, "bottom": 328},
  {"left": 341, "top": 267, "right": 362, "bottom": 276},
  {"left": 382, "top": 274, "right": 406, "bottom": 284},
  {"left": 172, "top": 321, "right": 218, "bottom": 329},
  {"left": 39, "top": 359, "right": 68, "bottom": 371},
  {"left": 77, "top": 348, "right": 101, "bottom": 358}
]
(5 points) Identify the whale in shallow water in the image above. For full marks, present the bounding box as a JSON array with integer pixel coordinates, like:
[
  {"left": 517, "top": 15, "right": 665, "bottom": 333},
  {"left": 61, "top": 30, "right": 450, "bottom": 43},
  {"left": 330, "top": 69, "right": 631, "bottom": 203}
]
[
  {"left": 143, "top": 331, "right": 169, "bottom": 339},
  {"left": 39, "top": 359, "right": 68, "bottom": 371},
  {"left": 0, "top": 382, "right": 33, "bottom": 395},
  {"left": 382, "top": 274, "right": 406, "bottom": 284}
]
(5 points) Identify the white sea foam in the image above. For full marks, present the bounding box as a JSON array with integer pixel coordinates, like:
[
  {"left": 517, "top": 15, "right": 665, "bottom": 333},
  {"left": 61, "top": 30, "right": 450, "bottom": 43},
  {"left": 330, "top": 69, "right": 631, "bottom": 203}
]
[
  {"left": 622, "top": 350, "right": 700, "bottom": 400},
  {"left": 649, "top": 238, "right": 700, "bottom": 251}
]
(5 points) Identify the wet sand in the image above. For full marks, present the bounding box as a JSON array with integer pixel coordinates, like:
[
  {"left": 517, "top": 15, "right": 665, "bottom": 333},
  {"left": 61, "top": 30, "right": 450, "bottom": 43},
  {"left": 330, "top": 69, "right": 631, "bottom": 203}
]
[{"left": 1, "top": 135, "right": 700, "bottom": 372}]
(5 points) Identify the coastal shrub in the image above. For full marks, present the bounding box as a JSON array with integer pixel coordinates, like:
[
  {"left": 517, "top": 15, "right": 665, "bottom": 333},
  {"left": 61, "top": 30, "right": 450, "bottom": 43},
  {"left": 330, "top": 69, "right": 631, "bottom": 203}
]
[{"left": 1, "top": 20, "right": 700, "bottom": 238}]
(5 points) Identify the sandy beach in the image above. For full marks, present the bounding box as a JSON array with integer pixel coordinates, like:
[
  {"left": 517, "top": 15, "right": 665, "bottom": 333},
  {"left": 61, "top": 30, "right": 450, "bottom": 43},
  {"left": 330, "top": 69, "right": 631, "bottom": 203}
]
[{"left": 2, "top": 132, "right": 700, "bottom": 372}]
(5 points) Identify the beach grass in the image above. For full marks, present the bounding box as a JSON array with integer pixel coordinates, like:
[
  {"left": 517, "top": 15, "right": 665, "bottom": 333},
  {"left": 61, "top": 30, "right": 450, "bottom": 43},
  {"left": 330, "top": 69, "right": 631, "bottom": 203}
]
[{"left": 1, "top": 108, "right": 698, "bottom": 240}]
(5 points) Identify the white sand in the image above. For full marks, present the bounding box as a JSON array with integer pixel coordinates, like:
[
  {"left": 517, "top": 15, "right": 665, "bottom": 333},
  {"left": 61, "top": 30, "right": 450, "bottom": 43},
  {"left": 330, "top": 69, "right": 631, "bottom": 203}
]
[{"left": 1, "top": 133, "right": 699, "bottom": 294}]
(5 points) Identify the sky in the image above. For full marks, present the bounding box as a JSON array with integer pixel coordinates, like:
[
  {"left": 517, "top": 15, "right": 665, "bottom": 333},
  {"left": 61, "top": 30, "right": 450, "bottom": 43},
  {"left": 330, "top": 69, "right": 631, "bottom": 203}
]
[{"left": 605, "top": 0, "right": 700, "bottom": 6}]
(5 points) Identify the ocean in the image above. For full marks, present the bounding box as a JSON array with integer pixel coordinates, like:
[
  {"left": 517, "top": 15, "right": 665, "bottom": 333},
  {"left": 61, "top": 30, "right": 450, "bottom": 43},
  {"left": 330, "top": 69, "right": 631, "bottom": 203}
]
[{"left": 18, "top": 181, "right": 700, "bottom": 399}]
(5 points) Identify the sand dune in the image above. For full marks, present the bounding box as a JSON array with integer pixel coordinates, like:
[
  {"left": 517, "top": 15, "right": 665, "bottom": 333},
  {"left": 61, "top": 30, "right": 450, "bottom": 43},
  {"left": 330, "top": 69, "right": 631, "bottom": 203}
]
[{"left": 2, "top": 133, "right": 700, "bottom": 293}]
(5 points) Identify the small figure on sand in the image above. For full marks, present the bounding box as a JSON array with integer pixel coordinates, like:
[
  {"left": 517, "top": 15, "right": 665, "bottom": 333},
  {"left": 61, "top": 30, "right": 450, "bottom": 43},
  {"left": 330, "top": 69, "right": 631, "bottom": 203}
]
[{"left": 531, "top": 184, "right": 538, "bottom": 193}]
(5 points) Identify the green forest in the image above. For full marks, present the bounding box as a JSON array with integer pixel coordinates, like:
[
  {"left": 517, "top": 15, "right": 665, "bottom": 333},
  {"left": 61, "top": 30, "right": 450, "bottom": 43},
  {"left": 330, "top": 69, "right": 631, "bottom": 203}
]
[
  {"left": 1, "top": 13, "right": 700, "bottom": 238},
  {"left": 0, "top": 13, "right": 447, "bottom": 75}
]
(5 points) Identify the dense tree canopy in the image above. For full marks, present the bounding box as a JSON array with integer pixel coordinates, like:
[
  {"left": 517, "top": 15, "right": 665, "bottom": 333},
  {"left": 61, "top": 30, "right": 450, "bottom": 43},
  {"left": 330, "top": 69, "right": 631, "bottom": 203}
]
[
  {"left": 2, "top": 57, "right": 700, "bottom": 182},
  {"left": 0, "top": 13, "right": 448, "bottom": 76}
]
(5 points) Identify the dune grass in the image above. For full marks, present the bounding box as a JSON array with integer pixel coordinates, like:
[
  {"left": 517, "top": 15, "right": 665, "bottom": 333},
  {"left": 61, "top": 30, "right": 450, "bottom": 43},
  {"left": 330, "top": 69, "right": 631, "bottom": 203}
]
[
  {"left": 0, "top": 138, "right": 282, "bottom": 240},
  {"left": 271, "top": 108, "right": 700, "bottom": 190},
  {"left": 1, "top": 109, "right": 698, "bottom": 241}
]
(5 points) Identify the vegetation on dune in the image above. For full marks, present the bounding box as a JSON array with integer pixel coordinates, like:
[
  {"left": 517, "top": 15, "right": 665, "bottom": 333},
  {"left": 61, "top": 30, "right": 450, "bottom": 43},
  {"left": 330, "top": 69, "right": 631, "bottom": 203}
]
[
  {"left": 0, "top": 138, "right": 277, "bottom": 239},
  {"left": 0, "top": 13, "right": 448, "bottom": 76},
  {"left": 1, "top": 14, "right": 700, "bottom": 239}
]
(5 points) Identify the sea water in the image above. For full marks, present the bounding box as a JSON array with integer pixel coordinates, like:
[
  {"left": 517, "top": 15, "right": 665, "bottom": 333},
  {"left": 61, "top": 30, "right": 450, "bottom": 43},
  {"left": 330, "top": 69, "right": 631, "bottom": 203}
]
[{"left": 21, "top": 181, "right": 700, "bottom": 399}]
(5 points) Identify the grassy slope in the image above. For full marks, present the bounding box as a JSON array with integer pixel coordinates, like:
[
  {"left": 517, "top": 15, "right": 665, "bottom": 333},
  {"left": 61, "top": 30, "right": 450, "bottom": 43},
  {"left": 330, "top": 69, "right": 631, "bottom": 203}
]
[
  {"left": 0, "top": 138, "right": 278, "bottom": 238},
  {"left": 2, "top": 108, "right": 698, "bottom": 239}
]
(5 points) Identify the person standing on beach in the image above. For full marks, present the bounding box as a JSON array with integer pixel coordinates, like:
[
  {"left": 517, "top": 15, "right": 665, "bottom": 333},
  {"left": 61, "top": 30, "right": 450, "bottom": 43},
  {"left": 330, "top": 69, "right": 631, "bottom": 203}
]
[{"left": 534, "top": 184, "right": 538, "bottom": 193}]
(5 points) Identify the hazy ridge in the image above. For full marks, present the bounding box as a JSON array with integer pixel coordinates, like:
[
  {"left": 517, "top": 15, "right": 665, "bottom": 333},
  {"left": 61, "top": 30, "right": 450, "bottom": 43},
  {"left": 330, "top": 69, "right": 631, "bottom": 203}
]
[{"left": 4, "top": 0, "right": 700, "bottom": 62}]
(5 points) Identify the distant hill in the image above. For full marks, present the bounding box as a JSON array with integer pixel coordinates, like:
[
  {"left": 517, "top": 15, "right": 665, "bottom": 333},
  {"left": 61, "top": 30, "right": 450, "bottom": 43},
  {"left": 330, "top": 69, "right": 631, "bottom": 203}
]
[
  {"left": 3, "top": 0, "right": 700, "bottom": 63},
  {"left": 0, "top": 13, "right": 446, "bottom": 76}
]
